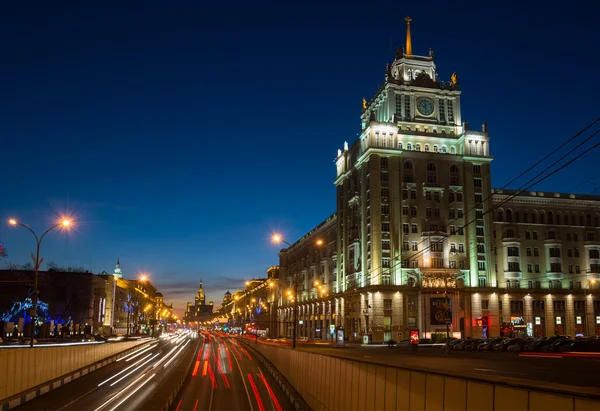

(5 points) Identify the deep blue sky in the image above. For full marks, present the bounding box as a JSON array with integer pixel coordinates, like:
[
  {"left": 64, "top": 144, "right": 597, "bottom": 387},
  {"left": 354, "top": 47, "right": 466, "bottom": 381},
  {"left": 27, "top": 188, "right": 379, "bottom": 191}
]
[{"left": 2, "top": 1, "right": 599, "bottom": 313}]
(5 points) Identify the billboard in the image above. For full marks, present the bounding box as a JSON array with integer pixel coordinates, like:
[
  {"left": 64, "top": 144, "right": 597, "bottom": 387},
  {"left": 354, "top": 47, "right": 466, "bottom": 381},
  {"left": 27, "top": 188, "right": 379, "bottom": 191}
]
[{"left": 430, "top": 297, "right": 451, "bottom": 325}]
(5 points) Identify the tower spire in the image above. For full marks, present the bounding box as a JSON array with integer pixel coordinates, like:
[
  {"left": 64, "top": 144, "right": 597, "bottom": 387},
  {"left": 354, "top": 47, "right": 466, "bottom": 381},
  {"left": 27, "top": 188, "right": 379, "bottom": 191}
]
[{"left": 404, "top": 16, "right": 413, "bottom": 56}]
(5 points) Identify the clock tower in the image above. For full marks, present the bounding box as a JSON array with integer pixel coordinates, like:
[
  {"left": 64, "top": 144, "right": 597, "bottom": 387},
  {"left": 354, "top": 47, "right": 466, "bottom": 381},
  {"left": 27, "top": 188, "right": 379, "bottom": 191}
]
[{"left": 361, "top": 16, "right": 463, "bottom": 137}]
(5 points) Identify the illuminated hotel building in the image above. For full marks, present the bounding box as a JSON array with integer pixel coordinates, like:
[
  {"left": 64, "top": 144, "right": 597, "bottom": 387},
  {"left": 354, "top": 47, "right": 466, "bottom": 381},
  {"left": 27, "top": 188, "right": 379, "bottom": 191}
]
[{"left": 276, "top": 18, "right": 600, "bottom": 342}]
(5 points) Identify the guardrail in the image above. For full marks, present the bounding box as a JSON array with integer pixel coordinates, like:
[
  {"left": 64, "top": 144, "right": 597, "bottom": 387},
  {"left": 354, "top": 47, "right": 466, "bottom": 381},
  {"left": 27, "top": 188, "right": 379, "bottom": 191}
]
[{"left": 250, "top": 341, "right": 600, "bottom": 411}]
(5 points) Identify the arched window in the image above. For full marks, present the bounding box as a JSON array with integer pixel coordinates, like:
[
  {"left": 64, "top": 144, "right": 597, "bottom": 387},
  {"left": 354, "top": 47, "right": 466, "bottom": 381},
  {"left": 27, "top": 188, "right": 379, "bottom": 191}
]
[
  {"left": 523, "top": 212, "right": 529, "bottom": 223},
  {"left": 539, "top": 212, "right": 545, "bottom": 225},
  {"left": 587, "top": 213, "right": 592, "bottom": 226},
  {"left": 398, "top": 141, "right": 403, "bottom": 149},
  {"left": 564, "top": 213, "right": 569, "bottom": 225},
  {"left": 450, "top": 146, "right": 456, "bottom": 154},
  {"left": 426, "top": 163, "right": 437, "bottom": 185},
  {"left": 404, "top": 160, "right": 413, "bottom": 169},
  {"left": 497, "top": 210, "right": 504, "bottom": 221},
  {"left": 514, "top": 211, "right": 520, "bottom": 223},
  {"left": 424, "top": 144, "right": 430, "bottom": 152},
  {"left": 596, "top": 214, "right": 600, "bottom": 227},
  {"left": 556, "top": 212, "right": 562, "bottom": 225},
  {"left": 415, "top": 143, "right": 421, "bottom": 151},
  {"left": 441, "top": 145, "right": 447, "bottom": 153},
  {"left": 407, "top": 277, "right": 415, "bottom": 287},
  {"left": 433, "top": 145, "right": 439, "bottom": 152},
  {"left": 531, "top": 210, "right": 538, "bottom": 224},
  {"left": 580, "top": 214, "right": 585, "bottom": 226},
  {"left": 506, "top": 209, "right": 513, "bottom": 223},
  {"left": 406, "top": 142, "right": 412, "bottom": 150},
  {"left": 505, "top": 229, "right": 515, "bottom": 238},
  {"left": 548, "top": 211, "right": 554, "bottom": 224},
  {"left": 514, "top": 280, "right": 520, "bottom": 288},
  {"left": 450, "top": 164, "right": 459, "bottom": 173},
  {"left": 506, "top": 279, "right": 512, "bottom": 289}
]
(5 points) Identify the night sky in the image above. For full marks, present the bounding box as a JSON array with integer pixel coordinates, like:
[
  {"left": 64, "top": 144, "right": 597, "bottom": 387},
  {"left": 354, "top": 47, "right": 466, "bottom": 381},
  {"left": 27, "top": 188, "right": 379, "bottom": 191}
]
[{"left": 2, "top": 1, "right": 599, "bottom": 314}]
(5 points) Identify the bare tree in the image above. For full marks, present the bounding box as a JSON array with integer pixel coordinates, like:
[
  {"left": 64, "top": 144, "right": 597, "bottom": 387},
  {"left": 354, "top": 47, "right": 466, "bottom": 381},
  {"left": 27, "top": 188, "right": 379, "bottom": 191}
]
[{"left": 46, "top": 261, "right": 89, "bottom": 273}]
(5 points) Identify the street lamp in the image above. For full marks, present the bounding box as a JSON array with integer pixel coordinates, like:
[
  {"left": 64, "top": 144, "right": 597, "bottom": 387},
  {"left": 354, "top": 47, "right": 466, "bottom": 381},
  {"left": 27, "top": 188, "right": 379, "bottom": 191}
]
[
  {"left": 272, "top": 234, "right": 323, "bottom": 349},
  {"left": 8, "top": 217, "right": 72, "bottom": 347}
]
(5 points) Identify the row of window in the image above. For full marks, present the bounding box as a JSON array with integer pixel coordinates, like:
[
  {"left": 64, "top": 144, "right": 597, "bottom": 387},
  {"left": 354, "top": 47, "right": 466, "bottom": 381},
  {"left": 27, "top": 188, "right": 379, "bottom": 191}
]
[
  {"left": 500, "top": 229, "right": 597, "bottom": 242},
  {"left": 374, "top": 136, "right": 459, "bottom": 154},
  {"left": 497, "top": 209, "right": 600, "bottom": 227}
]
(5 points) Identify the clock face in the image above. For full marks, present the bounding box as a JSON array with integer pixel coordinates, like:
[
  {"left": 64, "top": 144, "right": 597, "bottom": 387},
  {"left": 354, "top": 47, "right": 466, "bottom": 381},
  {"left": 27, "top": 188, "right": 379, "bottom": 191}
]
[{"left": 416, "top": 97, "right": 434, "bottom": 116}]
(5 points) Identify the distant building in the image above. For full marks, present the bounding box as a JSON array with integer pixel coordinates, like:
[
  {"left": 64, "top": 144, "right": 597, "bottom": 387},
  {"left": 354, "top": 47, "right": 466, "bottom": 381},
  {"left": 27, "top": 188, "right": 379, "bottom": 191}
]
[{"left": 183, "top": 281, "right": 213, "bottom": 325}]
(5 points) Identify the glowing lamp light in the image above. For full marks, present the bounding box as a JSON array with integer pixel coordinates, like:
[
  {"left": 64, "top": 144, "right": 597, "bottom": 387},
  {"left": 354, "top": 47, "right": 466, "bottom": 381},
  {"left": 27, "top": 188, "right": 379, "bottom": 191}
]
[
  {"left": 316, "top": 239, "right": 324, "bottom": 246},
  {"left": 8, "top": 219, "right": 17, "bottom": 225},
  {"left": 61, "top": 219, "right": 71, "bottom": 227},
  {"left": 272, "top": 234, "right": 282, "bottom": 243}
]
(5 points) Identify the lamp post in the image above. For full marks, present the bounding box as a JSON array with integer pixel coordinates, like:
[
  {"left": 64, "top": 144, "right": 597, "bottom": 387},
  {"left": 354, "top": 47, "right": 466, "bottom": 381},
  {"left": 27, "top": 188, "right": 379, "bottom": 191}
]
[
  {"left": 272, "top": 234, "right": 323, "bottom": 349},
  {"left": 8, "top": 217, "right": 72, "bottom": 347},
  {"left": 585, "top": 279, "right": 597, "bottom": 337}
]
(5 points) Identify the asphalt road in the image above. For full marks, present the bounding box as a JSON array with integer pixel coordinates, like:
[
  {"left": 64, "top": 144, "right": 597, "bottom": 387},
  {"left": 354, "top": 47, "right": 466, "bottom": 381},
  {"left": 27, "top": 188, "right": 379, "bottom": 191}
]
[
  {"left": 16, "top": 332, "right": 198, "bottom": 411},
  {"left": 286, "top": 343, "right": 600, "bottom": 394},
  {"left": 172, "top": 333, "right": 295, "bottom": 411}
]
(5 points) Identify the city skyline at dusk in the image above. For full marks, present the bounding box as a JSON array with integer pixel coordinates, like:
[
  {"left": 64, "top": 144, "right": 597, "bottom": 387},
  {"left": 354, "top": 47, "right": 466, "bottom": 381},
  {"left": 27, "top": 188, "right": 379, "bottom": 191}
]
[{"left": 2, "top": 1, "right": 599, "bottom": 313}]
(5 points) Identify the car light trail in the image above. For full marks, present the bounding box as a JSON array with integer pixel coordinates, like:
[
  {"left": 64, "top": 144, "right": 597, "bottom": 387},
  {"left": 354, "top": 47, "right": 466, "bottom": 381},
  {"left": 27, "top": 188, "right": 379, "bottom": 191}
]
[
  {"left": 98, "top": 353, "right": 152, "bottom": 386},
  {"left": 247, "top": 374, "right": 265, "bottom": 411},
  {"left": 259, "top": 372, "right": 282, "bottom": 411},
  {"left": 116, "top": 343, "right": 155, "bottom": 362},
  {"left": 110, "top": 353, "right": 159, "bottom": 387},
  {"left": 163, "top": 340, "right": 190, "bottom": 369},
  {"left": 202, "top": 360, "right": 208, "bottom": 376},
  {"left": 107, "top": 373, "right": 156, "bottom": 411},
  {"left": 152, "top": 342, "right": 182, "bottom": 368},
  {"left": 94, "top": 373, "right": 149, "bottom": 411},
  {"left": 192, "top": 360, "right": 201, "bottom": 377},
  {"left": 193, "top": 399, "right": 199, "bottom": 411},
  {"left": 125, "top": 343, "right": 157, "bottom": 362},
  {"left": 175, "top": 399, "right": 183, "bottom": 411}
]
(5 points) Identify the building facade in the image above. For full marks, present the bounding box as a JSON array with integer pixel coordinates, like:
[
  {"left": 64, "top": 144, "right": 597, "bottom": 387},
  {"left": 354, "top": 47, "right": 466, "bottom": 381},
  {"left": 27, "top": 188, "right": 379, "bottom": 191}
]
[
  {"left": 276, "top": 18, "right": 600, "bottom": 343},
  {"left": 183, "top": 281, "right": 214, "bottom": 325}
]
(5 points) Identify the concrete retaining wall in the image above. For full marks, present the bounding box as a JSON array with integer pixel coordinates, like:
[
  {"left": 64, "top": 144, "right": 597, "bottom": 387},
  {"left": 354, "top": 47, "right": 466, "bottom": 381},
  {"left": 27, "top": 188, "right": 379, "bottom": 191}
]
[
  {"left": 251, "top": 344, "right": 600, "bottom": 411},
  {"left": 0, "top": 341, "right": 148, "bottom": 402}
]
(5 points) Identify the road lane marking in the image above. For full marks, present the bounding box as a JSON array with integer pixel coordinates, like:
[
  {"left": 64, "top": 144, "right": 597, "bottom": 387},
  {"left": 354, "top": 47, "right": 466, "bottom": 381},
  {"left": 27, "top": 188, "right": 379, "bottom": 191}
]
[
  {"left": 228, "top": 340, "right": 255, "bottom": 411},
  {"left": 519, "top": 354, "right": 563, "bottom": 359}
]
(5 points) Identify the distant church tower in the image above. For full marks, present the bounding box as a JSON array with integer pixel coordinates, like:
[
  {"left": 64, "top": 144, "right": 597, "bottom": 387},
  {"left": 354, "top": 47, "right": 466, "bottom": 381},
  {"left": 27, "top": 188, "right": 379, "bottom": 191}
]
[
  {"left": 113, "top": 259, "right": 123, "bottom": 279},
  {"left": 223, "top": 290, "right": 232, "bottom": 304},
  {"left": 195, "top": 280, "right": 206, "bottom": 305}
]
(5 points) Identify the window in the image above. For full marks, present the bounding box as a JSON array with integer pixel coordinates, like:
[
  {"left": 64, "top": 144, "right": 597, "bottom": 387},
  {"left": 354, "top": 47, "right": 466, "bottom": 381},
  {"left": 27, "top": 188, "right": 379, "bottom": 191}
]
[
  {"left": 534, "top": 248, "right": 539, "bottom": 257},
  {"left": 383, "top": 299, "right": 392, "bottom": 310},
  {"left": 567, "top": 249, "right": 572, "bottom": 257},
  {"left": 449, "top": 209, "right": 456, "bottom": 219},
  {"left": 434, "top": 192, "right": 440, "bottom": 202},
  {"left": 412, "top": 241, "right": 418, "bottom": 251},
  {"left": 411, "top": 223, "right": 418, "bottom": 233},
  {"left": 575, "top": 248, "right": 580, "bottom": 258},
  {"left": 459, "top": 244, "right": 465, "bottom": 253},
  {"left": 382, "top": 188, "right": 389, "bottom": 198},
  {"left": 477, "top": 243, "right": 485, "bottom": 253},
  {"left": 449, "top": 192, "right": 455, "bottom": 202},
  {"left": 590, "top": 249, "right": 600, "bottom": 259},
  {"left": 434, "top": 208, "right": 441, "bottom": 217},
  {"left": 476, "top": 226, "right": 484, "bottom": 236},
  {"left": 403, "top": 223, "right": 409, "bottom": 234},
  {"left": 456, "top": 193, "right": 463, "bottom": 202},
  {"left": 411, "top": 206, "right": 417, "bottom": 217},
  {"left": 574, "top": 233, "right": 579, "bottom": 241},
  {"left": 450, "top": 225, "right": 456, "bottom": 235},
  {"left": 458, "top": 209, "right": 464, "bottom": 218},
  {"left": 528, "top": 280, "right": 533, "bottom": 288},
  {"left": 382, "top": 240, "right": 390, "bottom": 250},
  {"left": 403, "top": 241, "right": 409, "bottom": 251},
  {"left": 382, "top": 222, "right": 390, "bottom": 232},
  {"left": 426, "top": 191, "right": 432, "bottom": 201},
  {"left": 526, "top": 248, "right": 532, "bottom": 256},
  {"left": 478, "top": 261, "right": 486, "bottom": 271},
  {"left": 510, "top": 301, "right": 524, "bottom": 313},
  {"left": 411, "top": 190, "right": 417, "bottom": 200},
  {"left": 507, "top": 262, "right": 520, "bottom": 272},
  {"left": 574, "top": 300, "right": 585, "bottom": 311},
  {"left": 381, "top": 157, "right": 389, "bottom": 167},
  {"left": 474, "top": 178, "right": 482, "bottom": 188},
  {"left": 382, "top": 258, "right": 390, "bottom": 268},
  {"left": 402, "top": 206, "right": 408, "bottom": 215},
  {"left": 481, "top": 299, "right": 489, "bottom": 309},
  {"left": 549, "top": 247, "right": 561, "bottom": 258},
  {"left": 473, "top": 165, "right": 481, "bottom": 174},
  {"left": 424, "top": 144, "right": 430, "bottom": 152},
  {"left": 533, "top": 231, "right": 538, "bottom": 240},
  {"left": 402, "top": 189, "right": 408, "bottom": 200},
  {"left": 535, "top": 264, "right": 540, "bottom": 273},
  {"left": 553, "top": 300, "right": 566, "bottom": 311},
  {"left": 426, "top": 207, "right": 432, "bottom": 217},
  {"left": 382, "top": 204, "right": 390, "bottom": 215},
  {"left": 527, "top": 264, "right": 532, "bottom": 273},
  {"left": 533, "top": 300, "right": 545, "bottom": 311},
  {"left": 449, "top": 261, "right": 456, "bottom": 268},
  {"left": 526, "top": 231, "right": 531, "bottom": 240},
  {"left": 550, "top": 263, "right": 562, "bottom": 272},
  {"left": 508, "top": 246, "right": 519, "bottom": 257},
  {"left": 433, "top": 145, "right": 439, "bottom": 153},
  {"left": 406, "top": 142, "right": 412, "bottom": 150}
]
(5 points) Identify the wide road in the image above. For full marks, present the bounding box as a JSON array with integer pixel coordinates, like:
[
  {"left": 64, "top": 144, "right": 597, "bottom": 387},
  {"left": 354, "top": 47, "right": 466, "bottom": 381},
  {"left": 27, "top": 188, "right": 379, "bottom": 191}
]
[
  {"left": 172, "top": 332, "right": 295, "bottom": 411},
  {"left": 279, "top": 342, "right": 600, "bottom": 394},
  {"left": 16, "top": 331, "right": 198, "bottom": 411}
]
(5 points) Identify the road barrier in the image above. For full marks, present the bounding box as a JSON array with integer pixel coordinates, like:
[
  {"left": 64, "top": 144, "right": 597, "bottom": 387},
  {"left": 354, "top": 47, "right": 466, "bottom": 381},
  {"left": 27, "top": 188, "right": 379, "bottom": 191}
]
[
  {"left": 250, "top": 342, "right": 600, "bottom": 411},
  {"left": 0, "top": 340, "right": 150, "bottom": 409}
]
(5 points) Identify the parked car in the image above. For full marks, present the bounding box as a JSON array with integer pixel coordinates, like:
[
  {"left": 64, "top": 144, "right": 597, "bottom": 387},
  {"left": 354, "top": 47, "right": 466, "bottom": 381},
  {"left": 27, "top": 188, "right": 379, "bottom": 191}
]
[
  {"left": 494, "top": 338, "right": 522, "bottom": 352},
  {"left": 464, "top": 339, "right": 484, "bottom": 351},
  {"left": 542, "top": 339, "right": 572, "bottom": 352},
  {"left": 478, "top": 338, "right": 503, "bottom": 351}
]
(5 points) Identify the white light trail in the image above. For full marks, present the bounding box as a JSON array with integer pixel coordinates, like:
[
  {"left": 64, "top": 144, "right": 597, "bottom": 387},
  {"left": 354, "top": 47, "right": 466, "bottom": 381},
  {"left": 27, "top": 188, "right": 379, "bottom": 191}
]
[
  {"left": 124, "top": 343, "right": 157, "bottom": 362},
  {"left": 163, "top": 340, "right": 190, "bottom": 369},
  {"left": 152, "top": 339, "right": 187, "bottom": 369},
  {"left": 107, "top": 373, "right": 156, "bottom": 411},
  {"left": 110, "top": 353, "right": 160, "bottom": 387},
  {"left": 94, "top": 373, "right": 148, "bottom": 411},
  {"left": 98, "top": 353, "right": 152, "bottom": 386},
  {"left": 116, "top": 343, "right": 155, "bottom": 362}
]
